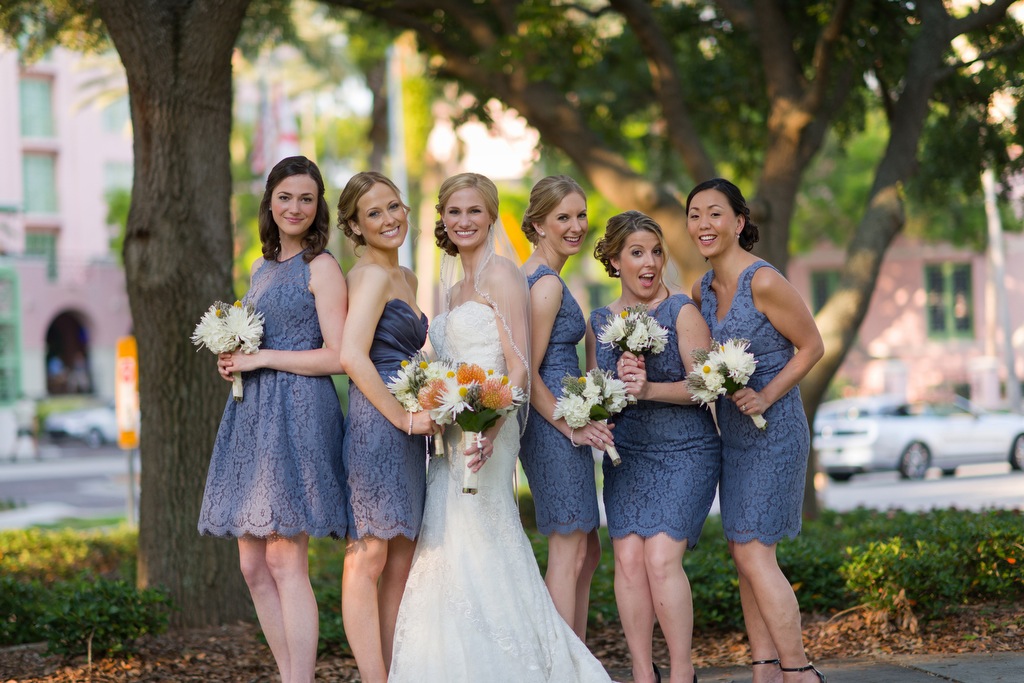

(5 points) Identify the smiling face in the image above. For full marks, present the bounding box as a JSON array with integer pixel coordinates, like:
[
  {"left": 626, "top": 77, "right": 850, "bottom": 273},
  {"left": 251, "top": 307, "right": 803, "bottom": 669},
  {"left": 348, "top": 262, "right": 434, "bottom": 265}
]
[
  {"left": 349, "top": 181, "right": 409, "bottom": 250},
  {"left": 535, "top": 192, "right": 588, "bottom": 257},
  {"left": 611, "top": 229, "right": 665, "bottom": 301},
  {"left": 442, "top": 187, "right": 493, "bottom": 252},
  {"left": 686, "top": 188, "right": 744, "bottom": 259},
  {"left": 271, "top": 174, "right": 319, "bottom": 242}
]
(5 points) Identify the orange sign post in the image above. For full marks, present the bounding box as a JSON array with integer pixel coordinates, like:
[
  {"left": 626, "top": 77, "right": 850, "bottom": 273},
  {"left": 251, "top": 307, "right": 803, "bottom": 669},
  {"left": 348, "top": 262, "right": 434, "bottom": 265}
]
[
  {"left": 114, "top": 336, "right": 140, "bottom": 527},
  {"left": 115, "top": 336, "right": 140, "bottom": 450}
]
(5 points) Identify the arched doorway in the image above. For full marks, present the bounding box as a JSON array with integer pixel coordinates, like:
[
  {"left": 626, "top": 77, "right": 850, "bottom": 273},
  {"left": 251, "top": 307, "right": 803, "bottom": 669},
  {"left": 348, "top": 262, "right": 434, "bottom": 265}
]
[{"left": 45, "top": 311, "right": 93, "bottom": 395}]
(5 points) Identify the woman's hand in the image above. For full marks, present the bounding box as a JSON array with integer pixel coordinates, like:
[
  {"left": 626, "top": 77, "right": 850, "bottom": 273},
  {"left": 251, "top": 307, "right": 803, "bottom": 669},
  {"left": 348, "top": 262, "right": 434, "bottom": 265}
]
[
  {"left": 216, "top": 351, "right": 263, "bottom": 381},
  {"left": 465, "top": 432, "right": 495, "bottom": 472},
  {"left": 409, "top": 411, "right": 438, "bottom": 436},
  {"left": 569, "top": 420, "right": 615, "bottom": 452},
  {"left": 732, "top": 387, "right": 767, "bottom": 417},
  {"left": 617, "top": 352, "right": 648, "bottom": 400}
]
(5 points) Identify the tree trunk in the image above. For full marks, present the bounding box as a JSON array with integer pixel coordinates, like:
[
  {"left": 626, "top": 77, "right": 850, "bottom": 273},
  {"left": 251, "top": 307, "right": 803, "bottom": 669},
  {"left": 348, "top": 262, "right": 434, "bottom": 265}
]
[{"left": 95, "top": 0, "right": 253, "bottom": 628}]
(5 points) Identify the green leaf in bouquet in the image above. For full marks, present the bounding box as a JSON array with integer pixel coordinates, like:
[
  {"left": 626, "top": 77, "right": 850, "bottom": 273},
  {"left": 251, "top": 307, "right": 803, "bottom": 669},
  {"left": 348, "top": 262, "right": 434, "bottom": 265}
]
[
  {"left": 590, "top": 405, "right": 612, "bottom": 421},
  {"left": 456, "top": 408, "right": 501, "bottom": 434}
]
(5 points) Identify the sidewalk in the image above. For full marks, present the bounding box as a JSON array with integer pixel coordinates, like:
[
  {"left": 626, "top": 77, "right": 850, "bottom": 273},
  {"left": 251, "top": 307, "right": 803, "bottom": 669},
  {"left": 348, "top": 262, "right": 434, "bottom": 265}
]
[{"left": 608, "top": 651, "right": 1024, "bottom": 682}]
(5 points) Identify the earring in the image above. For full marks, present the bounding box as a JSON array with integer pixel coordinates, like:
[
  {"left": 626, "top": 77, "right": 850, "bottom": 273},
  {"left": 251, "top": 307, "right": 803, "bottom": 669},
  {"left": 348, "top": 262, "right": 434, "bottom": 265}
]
[
  {"left": 538, "top": 231, "right": 546, "bottom": 238},
  {"left": 614, "top": 269, "right": 620, "bottom": 277}
]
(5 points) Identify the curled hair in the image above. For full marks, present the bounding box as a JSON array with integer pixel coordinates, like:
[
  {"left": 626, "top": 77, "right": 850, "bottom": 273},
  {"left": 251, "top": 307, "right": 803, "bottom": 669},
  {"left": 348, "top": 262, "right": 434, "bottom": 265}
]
[
  {"left": 336, "top": 171, "right": 407, "bottom": 247},
  {"left": 258, "top": 156, "right": 330, "bottom": 263},
  {"left": 685, "top": 177, "right": 760, "bottom": 251},
  {"left": 434, "top": 173, "right": 500, "bottom": 256},
  {"left": 520, "top": 175, "right": 586, "bottom": 245},
  {"left": 593, "top": 210, "right": 665, "bottom": 278}
]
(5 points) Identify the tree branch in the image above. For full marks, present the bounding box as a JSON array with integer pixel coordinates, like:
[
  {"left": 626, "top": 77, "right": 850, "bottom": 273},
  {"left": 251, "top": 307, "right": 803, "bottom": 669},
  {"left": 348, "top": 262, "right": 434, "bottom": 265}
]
[{"left": 609, "top": 0, "right": 717, "bottom": 182}]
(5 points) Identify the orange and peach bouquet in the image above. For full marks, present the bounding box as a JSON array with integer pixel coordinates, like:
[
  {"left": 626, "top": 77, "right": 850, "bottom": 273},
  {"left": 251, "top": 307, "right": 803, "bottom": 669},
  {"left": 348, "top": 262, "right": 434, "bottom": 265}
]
[{"left": 416, "top": 362, "right": 526, "bottom": 494}]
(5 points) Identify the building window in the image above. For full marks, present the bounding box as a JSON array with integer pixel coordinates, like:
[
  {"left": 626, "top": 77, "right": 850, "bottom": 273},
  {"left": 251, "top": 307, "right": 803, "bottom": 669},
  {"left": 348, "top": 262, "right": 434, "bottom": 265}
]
[
  {"left": 102, "top": 96, "right": 131, "bottom": 134},
  {"left": 19, "top": 77, "right": 55, "bottom": 138},
  {"left": 810, "top": 269, "right": 841, "bottom": 313},
  {"left": 25, "top": 230, "right": 58, "bottom": 281},
  {"left": 0, "top": 269, "right": 20, "bottom": 405},
  {"left": 925, "top": 263, "right": 973, "bottom": 339},
  {"left": 22, "top": 153, "right": 58, "bottom": 214}
]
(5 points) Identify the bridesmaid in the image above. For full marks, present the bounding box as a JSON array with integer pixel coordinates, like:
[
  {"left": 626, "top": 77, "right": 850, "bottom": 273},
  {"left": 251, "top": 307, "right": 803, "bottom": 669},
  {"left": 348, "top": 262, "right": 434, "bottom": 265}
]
[
  {"left": 518, "top": 175, "right": 612, "bottom": 639},
  {"left": 198, "top": 156, "right": 349, "bottom": 683},
  {"left": 337, "top": 171, "right": 435, "bottom": 683},
  {"left": 686, "top": 178, "right": 825, "bottom": 683},
  {"left": 587, "top": 211, "right": 720, "bottom": 683}
]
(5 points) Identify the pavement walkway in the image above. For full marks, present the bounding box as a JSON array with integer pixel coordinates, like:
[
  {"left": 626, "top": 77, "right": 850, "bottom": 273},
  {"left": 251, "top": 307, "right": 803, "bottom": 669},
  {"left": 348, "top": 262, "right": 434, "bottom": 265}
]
[{"left": 608, "top": 652, "right": 1024, "bottom": 682}]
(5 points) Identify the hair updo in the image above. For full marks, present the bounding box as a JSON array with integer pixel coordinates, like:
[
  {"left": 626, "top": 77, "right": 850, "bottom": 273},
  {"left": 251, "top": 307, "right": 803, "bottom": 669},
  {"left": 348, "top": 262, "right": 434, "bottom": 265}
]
[
  {"left": 685, "top": 178, "right": 760, "bottom": 251},
  {"left": 520, "top": 175, "right": 586, "bottom": 245},
  {"left": 593, "top": 210, "right": 665, "bottom": 278},
  {"left": 336, "top": 171, "right": 407, "bottom": 247},
  {"left": 434, "top": 173, "right": 500, "bottom": 256}
]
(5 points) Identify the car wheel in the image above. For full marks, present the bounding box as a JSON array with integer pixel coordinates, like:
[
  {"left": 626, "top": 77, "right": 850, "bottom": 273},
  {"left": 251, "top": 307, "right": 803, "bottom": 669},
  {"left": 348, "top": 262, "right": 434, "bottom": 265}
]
[
  {"left": 827, "top": 472, "right": 854, "bottom": 482},
  {"left": 85, "top": 428, "right": 104, "bottom": 448},
  {"left": 1011, "top": 434, "right": 1024, "bottom": 471},
  {"left": 898, "top": 442, "right": 930, "bottom": 480}
]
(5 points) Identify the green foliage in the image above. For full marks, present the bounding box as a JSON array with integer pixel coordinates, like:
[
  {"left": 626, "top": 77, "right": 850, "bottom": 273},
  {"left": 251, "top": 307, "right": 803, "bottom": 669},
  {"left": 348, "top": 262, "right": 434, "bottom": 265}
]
[
  {"left": 38, "top": 577, "right": 171, "bottom": 657},
  {"left": 0, "top": 0, "right": 108, "bottom": 62},
  {"left": 3, "top": 508, "right": 1022, "bottom": 658},
  {"left": 0, "top": 525, "right": 136, "bottom": 583}
]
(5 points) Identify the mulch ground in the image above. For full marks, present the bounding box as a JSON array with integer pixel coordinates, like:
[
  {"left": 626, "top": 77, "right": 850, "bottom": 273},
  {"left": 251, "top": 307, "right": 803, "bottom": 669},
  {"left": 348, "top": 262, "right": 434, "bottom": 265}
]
[{"left": 2, "top": 603, "right": 1021, "bottom": 682}]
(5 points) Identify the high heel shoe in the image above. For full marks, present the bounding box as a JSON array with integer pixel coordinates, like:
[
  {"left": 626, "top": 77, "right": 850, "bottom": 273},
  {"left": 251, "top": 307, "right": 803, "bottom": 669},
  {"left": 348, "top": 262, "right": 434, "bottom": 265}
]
[
  {"left": 753, "top": 658, "right": 781, "bottom": 668},
  {"left": 780, "top": 662, "right": 826, "bottom": 682}
]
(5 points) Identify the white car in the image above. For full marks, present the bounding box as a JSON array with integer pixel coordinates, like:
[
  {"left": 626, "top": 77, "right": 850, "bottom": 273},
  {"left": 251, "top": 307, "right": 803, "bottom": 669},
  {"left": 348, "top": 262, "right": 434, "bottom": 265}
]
[
  {"left": 42, "top": 404, "right": 119, "bottom": 448},
  {"left": 814, "top": 395, "right": 1024, "bottom": 481}
]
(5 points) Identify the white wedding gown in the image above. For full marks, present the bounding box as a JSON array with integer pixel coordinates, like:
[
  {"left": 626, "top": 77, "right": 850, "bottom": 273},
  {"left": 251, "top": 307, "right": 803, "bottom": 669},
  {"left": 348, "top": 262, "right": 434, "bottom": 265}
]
[{"left": 389, "top": 301, "right": 613, "bottom": 683}]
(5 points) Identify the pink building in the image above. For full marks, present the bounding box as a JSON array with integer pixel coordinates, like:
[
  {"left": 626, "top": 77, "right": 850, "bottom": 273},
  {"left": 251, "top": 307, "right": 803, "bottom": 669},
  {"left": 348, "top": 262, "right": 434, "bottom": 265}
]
[
  {"left": 788, "top": 233, "right": 1024, "bottom": 408},
  {"left": 0, "top": 46, "right": 133, "bottom": 405}
]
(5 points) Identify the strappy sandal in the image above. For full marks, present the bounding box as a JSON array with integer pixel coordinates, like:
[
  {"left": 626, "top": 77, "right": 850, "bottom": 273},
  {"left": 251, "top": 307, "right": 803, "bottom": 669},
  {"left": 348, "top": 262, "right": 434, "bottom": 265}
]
[{"left": 780, "top": 662, "right": 826, "bottom": 682}]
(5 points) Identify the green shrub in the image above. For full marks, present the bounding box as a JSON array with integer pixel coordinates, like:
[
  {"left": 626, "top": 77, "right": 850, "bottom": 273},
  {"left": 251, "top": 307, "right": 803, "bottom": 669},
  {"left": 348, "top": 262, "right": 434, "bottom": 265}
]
[
  {"left": 39, "top": 576, "right": 171, "bottom": 657},
  {"left": 0, "top": 575, "right": 47, "bottom": 644},
  {"left": 0, "top": 526, "right": 136, "bottom": 583}
]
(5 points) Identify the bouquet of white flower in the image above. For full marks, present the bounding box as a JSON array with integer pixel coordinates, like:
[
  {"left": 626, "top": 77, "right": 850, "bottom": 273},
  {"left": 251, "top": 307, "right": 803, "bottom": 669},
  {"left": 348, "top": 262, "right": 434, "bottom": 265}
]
[
  {"left": 417, "top": 362, "right": 527, "bottom": 494},
  {"left": 552, "top": 369, "right": 635, "bottom": 466},
  {"left": 191, "top": 300, "right": 264, "bottom": 401},
  {"left": 685, "top": 338, "right": 765, "bottom": 430},
  {"left": 597, "top": 304, "right": 669, "bottom": 356}
]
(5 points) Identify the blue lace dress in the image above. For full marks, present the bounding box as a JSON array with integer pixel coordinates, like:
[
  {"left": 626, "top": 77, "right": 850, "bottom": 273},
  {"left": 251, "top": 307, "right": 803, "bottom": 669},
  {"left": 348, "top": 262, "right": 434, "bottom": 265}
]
[
  {"left": 198, "top": 251, "right": 348, "bottom": 539},
  {"left": 519, "top": 265, "right": 600, "bottom": 536},
  {"left": 590, "top": 295, "right": 721, "bottom": 545},
  {"left": 344, "top": 299, "right": 429, "bottom": 540},
  {"left": 700, "top": 261, "right": 809, "bottom": 544}
]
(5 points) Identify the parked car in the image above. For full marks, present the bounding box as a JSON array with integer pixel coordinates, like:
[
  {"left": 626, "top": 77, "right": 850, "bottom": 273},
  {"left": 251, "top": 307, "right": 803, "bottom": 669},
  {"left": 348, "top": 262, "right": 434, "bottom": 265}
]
[
  {"left": 814, "top": 395, "right": 1024, "bottom": 481},
  {"left": 42, "top": 404, "right": 119, "bottom": 448}
]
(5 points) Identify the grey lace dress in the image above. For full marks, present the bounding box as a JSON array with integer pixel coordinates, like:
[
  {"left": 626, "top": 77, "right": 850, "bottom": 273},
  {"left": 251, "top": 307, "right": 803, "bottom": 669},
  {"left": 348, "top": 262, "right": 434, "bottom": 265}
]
[
  {"left": 590, "top": 294, "right": 721, "bottom": 545},
  {"left": 198, "top": 251, "right": 348, "bottom": 539},
  {"left": 344, "top": 299, "right": 429, "bottom": 540},
  {"left": 699, "top": 261, "right": 809, "bottom": 544},
  {"left": 519, "top": 265, "right": 600, "bottom": 536}
]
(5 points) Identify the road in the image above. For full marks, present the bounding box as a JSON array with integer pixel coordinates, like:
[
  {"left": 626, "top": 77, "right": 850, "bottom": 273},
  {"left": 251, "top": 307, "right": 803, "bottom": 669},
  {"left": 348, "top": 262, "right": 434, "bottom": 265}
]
[
  {"left": 0, "top": 446, "right": 1021, "bottom": 530},
  {"left": 0, "top": 441, "right": 138, "bottom": 528}
]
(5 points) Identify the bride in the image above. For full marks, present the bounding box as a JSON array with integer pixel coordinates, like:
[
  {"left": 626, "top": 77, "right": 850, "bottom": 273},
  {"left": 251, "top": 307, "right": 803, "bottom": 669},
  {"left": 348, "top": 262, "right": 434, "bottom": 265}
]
[{"left": 388, "top": 173, "right": 613, "bottom": 682}]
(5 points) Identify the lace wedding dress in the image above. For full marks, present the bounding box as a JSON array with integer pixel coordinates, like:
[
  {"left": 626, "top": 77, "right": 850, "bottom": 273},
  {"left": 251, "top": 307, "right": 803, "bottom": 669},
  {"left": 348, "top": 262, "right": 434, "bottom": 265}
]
[{"left": 389, "top": 301, "right": 613, "bottom": 682}]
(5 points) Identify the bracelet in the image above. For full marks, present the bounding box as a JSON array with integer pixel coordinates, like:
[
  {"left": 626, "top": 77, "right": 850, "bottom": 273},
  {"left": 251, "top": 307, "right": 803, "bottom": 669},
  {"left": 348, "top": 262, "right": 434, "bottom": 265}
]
[
  {"left": 408, "top": 412, "right": 414, "bottom": 436},
  {"left": 569, "top": 428, "right": 578, "bottom": 447}
]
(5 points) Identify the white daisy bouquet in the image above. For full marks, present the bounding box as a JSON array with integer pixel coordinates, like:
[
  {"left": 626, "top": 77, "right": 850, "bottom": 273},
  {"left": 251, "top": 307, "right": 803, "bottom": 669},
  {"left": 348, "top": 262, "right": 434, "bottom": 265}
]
[
  {"left": 191, "top": 300, "right": 264, "bottom": 402},
  {"left": 685, "top": 338, "right": 765, "bottom": 430},
  {"left": 416, "top": 362, "right": 526, "bottom": 494},
  {"left": 597, "top": 304, "right": 669, "bottom": 356},
  {"left": 552, "top": 368, "right": 635, "bottom": 466}
]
